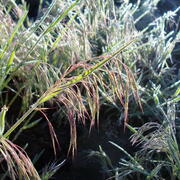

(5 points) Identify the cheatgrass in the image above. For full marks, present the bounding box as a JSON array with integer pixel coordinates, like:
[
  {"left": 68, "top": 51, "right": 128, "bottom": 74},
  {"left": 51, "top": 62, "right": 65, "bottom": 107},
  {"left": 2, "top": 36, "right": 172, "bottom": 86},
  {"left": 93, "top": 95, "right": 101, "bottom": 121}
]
[{"left": 0, "top": 0, "right": 179, "bottom": 179}]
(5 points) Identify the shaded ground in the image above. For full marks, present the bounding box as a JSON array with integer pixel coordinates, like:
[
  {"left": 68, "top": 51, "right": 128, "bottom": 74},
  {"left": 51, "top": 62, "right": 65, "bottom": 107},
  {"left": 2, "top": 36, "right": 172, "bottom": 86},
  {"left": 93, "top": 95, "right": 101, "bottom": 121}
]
[{"left": 13, "top": 104, "right": 135, "bottom": 180}]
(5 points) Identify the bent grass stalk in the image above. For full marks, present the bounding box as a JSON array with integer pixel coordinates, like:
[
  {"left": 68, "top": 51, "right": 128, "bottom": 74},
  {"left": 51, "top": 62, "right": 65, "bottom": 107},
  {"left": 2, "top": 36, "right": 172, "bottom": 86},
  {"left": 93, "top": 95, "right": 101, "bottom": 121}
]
[{"left": 4, "top": 39, "right": 137, "bottom": 138}]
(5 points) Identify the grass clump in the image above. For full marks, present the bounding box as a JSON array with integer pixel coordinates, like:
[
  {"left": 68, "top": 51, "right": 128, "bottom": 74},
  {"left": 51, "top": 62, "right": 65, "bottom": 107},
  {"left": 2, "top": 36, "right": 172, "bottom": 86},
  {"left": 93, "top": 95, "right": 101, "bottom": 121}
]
[{"left": 0, "top": 0, "right": 179, "bottom": 179}]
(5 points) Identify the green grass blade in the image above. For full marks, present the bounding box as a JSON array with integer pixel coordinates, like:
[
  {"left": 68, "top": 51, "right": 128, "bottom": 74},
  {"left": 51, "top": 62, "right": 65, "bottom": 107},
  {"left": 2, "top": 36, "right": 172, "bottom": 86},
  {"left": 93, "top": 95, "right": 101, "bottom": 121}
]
[
  {"left": 4, "top": 39, "right": 136, "bottom": 138},
  {"left": 51, "top": 10, "right": 79, "bottom": 51},
  {"left": 173, "top": 86, "right": 180, "bottom": 97},
  {"left": 25, "top": 0, "right": 80, "bottom": 57},
  {"left": 0, "top": 11, "right": 27, "bottom": 60},
  {"left": 0, "top": 106, "right": 8, "bottom": 136},
  {"left": 24, "top": 0, "right": 57, "bottom": 42},
  {"left": 38, "top": 39, "right": 137, "bottom": 104},
  {"left": 6, "top": 50, "right": 16, "bottom": 73}
]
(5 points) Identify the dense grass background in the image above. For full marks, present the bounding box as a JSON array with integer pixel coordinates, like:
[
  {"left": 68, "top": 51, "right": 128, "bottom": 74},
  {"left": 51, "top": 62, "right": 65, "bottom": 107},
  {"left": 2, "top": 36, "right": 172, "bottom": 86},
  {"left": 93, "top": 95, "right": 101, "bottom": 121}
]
[{"left": 0, "top": 0, "right": 179, "bottom": 179}]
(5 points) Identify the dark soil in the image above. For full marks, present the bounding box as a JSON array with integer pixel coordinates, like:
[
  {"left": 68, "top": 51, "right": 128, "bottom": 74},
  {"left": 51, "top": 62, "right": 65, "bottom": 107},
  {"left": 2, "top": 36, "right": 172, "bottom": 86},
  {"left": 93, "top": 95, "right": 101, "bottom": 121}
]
[{"left": 12, "top": 104, "right": 136, "bottom": 180}]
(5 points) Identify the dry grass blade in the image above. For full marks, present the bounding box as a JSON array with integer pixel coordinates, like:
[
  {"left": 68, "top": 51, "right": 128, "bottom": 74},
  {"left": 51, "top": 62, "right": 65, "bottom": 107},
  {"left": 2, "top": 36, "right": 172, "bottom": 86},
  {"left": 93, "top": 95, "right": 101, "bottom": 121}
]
[
  {"left": 4, "top": 38, "right": 137, "bottom": 138},
  {"left": 37, "top": 39, "right": 137, "bottom": 104},
  {"left": 67, "top": 109, "right": 77, "bottom": 157},
  {"left": 0, "top": 137, "right": 40, "bottom": 180},
  {"left": 38, "top": 110, "right": 60, "bottom": 158}
]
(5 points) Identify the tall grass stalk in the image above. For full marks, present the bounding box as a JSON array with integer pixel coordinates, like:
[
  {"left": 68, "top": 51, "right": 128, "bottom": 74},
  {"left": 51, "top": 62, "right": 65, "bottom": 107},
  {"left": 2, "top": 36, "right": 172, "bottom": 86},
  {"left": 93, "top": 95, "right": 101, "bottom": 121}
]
[
  {"left": 0, "top": 0, "right": 179, "bottom": 179},
  {"left": 4, "top": 39, "right": 137, "bottom": 155}
]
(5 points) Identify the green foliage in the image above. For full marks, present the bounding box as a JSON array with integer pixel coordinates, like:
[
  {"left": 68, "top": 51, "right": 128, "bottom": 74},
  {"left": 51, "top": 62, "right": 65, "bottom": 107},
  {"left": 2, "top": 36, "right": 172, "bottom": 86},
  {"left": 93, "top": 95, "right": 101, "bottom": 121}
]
[
  {"left": 0, "top": 106, "right": 8, "bottom": 136},
  {"left": 0, "top": 0, "right": 179, "bottom": 179}
]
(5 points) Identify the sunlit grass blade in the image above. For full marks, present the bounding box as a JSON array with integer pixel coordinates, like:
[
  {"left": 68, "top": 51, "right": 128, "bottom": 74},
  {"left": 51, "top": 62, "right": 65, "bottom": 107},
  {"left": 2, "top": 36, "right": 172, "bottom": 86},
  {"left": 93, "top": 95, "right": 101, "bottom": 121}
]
[
  {"left": 3, "top": 38, "right": 136, "bottom": 145},
  {"left": 51, "top": 10, "right": 80, "bottom": 51},
  {"left": 25, "top": 0, "right": 80, "bottom": 57},
  {"left": 0, "top": 106, "right": 8, "bottom": 136},
  {"left": 26, "top": 0, "right": 57, "bottom": 39},
  {"left": 0, "top": 11, "right": 27, "bottom": 60},
  {"left": 38, "top": 38, "right": 137, "bottom": 104}
]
